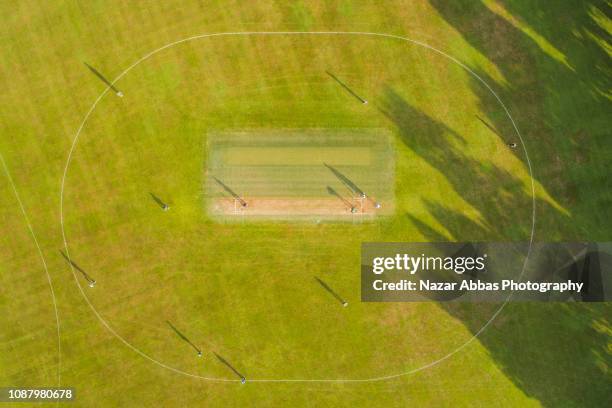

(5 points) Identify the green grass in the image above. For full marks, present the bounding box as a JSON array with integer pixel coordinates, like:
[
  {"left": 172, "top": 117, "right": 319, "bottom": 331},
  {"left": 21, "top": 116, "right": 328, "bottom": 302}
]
[
  {"left": 207, "top": 129, "right": 394, "bottom": 209},
  {"left": 0, "top": 1, "right": 609, "bottom": 407}
]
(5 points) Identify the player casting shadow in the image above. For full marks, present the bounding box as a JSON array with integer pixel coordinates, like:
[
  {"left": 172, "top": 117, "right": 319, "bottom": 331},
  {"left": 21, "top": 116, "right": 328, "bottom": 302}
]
[
  {"left": 59, "top": 250, "right": 96, "bottom": 286},
  {"left": 213, "top": 352, "right": 246, "bottom": 383},
  {"left": 326, "top": 186, "right": 356, "bottom": 213},
  {"left": 324, "top": 163, "right": 366, "bottom": 198},
  {"left": 149, "top": 192, "right": 169, "bottom": 211},
  {"left": 325, "top": 71, "right": 368, "bottom": 104},
  {"left": 475, "top": 115, "right": 504, "bottom": 139},
  {"left": 83, "top": 62, "right": 123, "bottom": 96},
  {"left": 314, "top": 277, "right": 348, "bottom": 307},
  {"left": 212, "top": 176, "right": 247, "bottom": 207},
  {"left": 166, "top": 321, "right": 202, "bottom": 356}
]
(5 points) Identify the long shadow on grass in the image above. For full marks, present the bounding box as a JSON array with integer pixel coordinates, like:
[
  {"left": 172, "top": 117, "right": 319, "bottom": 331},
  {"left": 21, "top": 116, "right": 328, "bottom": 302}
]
[
  {"left": 325, "top": 71, "right": 368, "bottom": 104},
  {"left": 315, "top": 276, "right": 348, "bottom": 306},
  {"left": 166, "top": 321, "right": 202, "bottom": 356},
  {"left": 421, "top": 1, "right": 612, "bottom": 404},
  {"left": 212, "top": 176, "right": 247, "bottom": 207},
  {"left": 149, "top": 192, "right": 169, "bottom": 210},
  {"left": 59, "top": 250, "right": 95, "bottom": 284},
  {"left": 324, "top": 163, "right": 366, "bottom": 198},
  {"left": 428, "top": 0, "right": 612, "bottom": 239},
  {"left": 83, "top": 62, "right": 123, "bottom": 96},
  {"left": 213, "top": 352, "right": 246, "bottom": 382},
  {"left": 326, "top": 186, "right": 354, "bottom": 211},
  {"left": 379, "top": 88, "right": 611, "bottom": 406},
  {"left": 379, "top": 88, "right": 546, "bottom": 241}
]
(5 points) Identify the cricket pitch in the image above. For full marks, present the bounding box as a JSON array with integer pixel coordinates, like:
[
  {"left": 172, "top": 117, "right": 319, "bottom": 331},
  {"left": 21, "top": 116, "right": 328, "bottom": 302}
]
[{"left": 206, "top": 129, "right": 395, "bottom": 221}]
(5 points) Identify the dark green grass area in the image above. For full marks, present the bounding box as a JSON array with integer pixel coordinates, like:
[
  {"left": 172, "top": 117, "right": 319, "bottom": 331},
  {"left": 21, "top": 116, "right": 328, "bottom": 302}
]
[
  {"left": 428, "top": 0, "right": 612, "bottom": 240},
  {"left": 0, "top": 1, "right": 610, "bottom": 407}
]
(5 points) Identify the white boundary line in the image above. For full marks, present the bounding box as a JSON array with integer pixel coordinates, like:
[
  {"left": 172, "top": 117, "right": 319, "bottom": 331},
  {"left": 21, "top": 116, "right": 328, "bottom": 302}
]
[
  {"left": 60, "top": 31, "right": 536, "bottom": 383},
  {"left": 0, "top": 151, "right": 61, "bottom": 387}
]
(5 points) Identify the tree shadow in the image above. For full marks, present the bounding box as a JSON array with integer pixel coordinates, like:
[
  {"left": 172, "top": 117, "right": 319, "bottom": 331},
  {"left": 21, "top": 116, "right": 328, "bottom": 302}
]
[
  {"left": 444, "top": 301, "right": 611, "bottom": 407},
  {"left": 405, "top": 213, "right": 450, "bottom": 241},
  {"left": 378, "top": 87, "right": 552, "bottom": 241},
  {"left": 379, "top": 42, "right": 610, "bottom": 404},
  {"left": 428, "top": 0, "right": 612, "bottom": 239}
]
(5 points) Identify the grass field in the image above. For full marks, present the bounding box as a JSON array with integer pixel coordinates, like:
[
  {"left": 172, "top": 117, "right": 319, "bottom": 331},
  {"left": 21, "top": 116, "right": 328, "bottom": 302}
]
[{"left": 0, "top": 1, "right": 610, "bottom": 407}]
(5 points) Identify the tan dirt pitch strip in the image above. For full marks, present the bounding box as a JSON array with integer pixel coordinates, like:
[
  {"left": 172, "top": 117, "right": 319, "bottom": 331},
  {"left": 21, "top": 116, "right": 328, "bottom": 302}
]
[{"left": 212, "top": 196, "right": 391, "bottom": 219}]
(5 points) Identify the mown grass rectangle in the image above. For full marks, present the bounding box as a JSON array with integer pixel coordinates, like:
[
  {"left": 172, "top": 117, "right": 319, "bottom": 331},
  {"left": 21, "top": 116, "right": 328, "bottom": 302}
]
[
  {"left": 207, "top": 129, "right": 394, "bottom": 218},
  {"left": 223, "top": 147, "right": 372, "bottom": 166}
]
